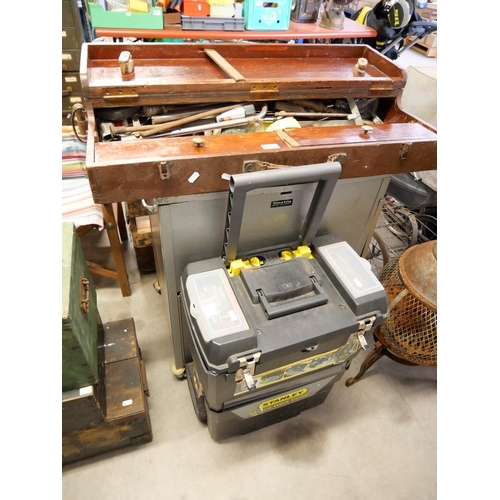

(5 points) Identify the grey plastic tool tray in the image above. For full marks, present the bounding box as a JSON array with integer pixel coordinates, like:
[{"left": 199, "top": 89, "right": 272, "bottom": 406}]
[{"left": 181, "top": 15, "right": 245, "bottom": 31}]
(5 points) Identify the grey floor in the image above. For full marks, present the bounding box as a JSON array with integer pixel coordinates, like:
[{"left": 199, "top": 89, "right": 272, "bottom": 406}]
[{"left": 62, "top": 48, "right": 438, "bottom": 499}]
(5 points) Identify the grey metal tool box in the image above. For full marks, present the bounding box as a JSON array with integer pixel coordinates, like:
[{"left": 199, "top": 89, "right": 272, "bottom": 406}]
[{"left": 180, "top": 162, "right": 388, "bottom": 440}]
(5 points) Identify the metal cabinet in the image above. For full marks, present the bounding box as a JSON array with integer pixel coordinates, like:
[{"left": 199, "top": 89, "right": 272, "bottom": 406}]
[
  {"left": 150, "top": 176, "right": 391, "bottom": 373},
  {"left": 62, "top": 0, "right": 86, "bottom": 125}
]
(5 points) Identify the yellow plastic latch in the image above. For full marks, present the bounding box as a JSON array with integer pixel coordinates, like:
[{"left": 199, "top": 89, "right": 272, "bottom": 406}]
[
  {"left": 292, "top": 246, "right": 312, "bottom": 259},
  {"left": 229, "top": 259, "right": 246, "bottom": 277},
  {"left": 280, "top": 250, "right": 293, "bottom": 261},
  {"left": 250, "top": 257, "right": 261, "bottom": 267}
]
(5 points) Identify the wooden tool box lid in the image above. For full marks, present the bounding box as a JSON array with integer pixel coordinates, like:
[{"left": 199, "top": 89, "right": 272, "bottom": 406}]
[{"left": 80, "top": 42, "right": 407, "bottom": 107}]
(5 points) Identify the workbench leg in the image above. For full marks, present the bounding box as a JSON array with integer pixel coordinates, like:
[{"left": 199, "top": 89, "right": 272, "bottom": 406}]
[
  {"left": 116, "top": 202, "right": 129, "bottom": 243},
  {"left": 102, "top": 203, "right": 132, "bottom": 297}
]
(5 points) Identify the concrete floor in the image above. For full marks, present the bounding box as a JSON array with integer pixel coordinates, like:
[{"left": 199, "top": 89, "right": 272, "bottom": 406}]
[{"left": 62, "top": 48, "right": 438, "bottom": 499}]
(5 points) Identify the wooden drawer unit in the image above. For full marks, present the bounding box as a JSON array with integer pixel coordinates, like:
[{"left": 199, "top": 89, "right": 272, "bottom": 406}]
[
  {"left": 62, "top": 0, "right": 85, "bottom": 126},
  {"left": 62, "top": 71, "right": 84, "bottom": 121},
  {"left": 62, "top": 0, "right": 74, "bottom": 25},
  {"left": 62, "top": 222, "right": 99, "bottom": 392},
  {"left": 62, "top": 25, "right": 83, "bottom": 50},
  {"left": 62, "top": 49, "right": 81, "bottom": 73}
]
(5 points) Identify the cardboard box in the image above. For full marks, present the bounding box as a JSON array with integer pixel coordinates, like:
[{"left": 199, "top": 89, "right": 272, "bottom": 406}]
[
  {"left": 163, "top": 12, "right": 181, "bottom": 24},
  {"left": 353, "top": 0, "right": 378, "bottom": 10},
  {"left": 405, "top": 32, "right": 437, "bottom": 58},
  {"left": 421, "top": 31, "right": 437, "bottom": 48},
  {"left": 412, "top": 31, "right": 437, "bottom": 49},
  {"left": 417, "top": 3, "right": 437, "bottom": 21}
]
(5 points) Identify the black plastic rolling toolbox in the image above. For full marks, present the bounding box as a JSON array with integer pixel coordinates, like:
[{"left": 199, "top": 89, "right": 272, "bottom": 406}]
[{"left": 180, "top": 162, "right": 389, "bottom": 440}]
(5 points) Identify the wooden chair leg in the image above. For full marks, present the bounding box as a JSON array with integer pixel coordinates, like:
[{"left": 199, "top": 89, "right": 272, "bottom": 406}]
[
  {"left": 345, "top": 341, "right": 386, "bottom": 387},
  {"left": 100, "top": 203, "right": 132, "bottom": 297}
]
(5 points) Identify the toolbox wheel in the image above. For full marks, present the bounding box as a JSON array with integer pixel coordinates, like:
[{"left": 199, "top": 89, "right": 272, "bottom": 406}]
[
  {"left": 171, "top": 364, "right": 186, "bottom": 379},
  {"left": 186, "top": 363, "right": 207, "bottom": 422}
]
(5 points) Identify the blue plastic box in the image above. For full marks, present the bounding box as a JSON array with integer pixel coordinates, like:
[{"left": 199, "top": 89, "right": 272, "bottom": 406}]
[{"left": 243, "top": 0, "right": 292, "bottom": 30}]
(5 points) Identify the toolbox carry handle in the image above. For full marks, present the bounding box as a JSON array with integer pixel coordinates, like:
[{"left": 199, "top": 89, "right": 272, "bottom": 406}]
[
  {"left": 257, "top": 276, "right": 328, "bottom": 320},
  {"left": 222, "top": 162, "right": 342, "bottom": 265}
]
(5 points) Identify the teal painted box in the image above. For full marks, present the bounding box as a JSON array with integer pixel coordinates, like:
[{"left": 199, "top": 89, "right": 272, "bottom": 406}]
[
  {"left": 62, "top": 222, "right": 99, "bottom": 392},
  {"left": 86, "top": 1, "right": 164, "bottom": 29},
  {"left": 243, "top": 0, "right": 292, "bottom": 30}
]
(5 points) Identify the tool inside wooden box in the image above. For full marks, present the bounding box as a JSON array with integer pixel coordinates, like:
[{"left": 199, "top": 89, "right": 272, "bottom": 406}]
[
  {"left": 93, "top": 97, "right": 385, "bottom": 143},
  {"left": 82, "top": 43, "right": 413, "bottom": 146}
]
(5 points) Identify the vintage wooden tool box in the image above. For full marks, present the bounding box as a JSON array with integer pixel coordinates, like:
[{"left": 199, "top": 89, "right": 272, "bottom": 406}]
[
  {"left": 62, "top": 318, "right": 152, "bottom": 465},
  {"left": 62, "top": 316, "right": 107, "bottom": 434},
  {"left": 81, "top": 42, "right": 437, "bottom": 204},
  {"left": 80, "top": 42, "right": 437, "bottom": 379},
  {"left": 62, "top": 222, "right": 99, "bottom": 392}
]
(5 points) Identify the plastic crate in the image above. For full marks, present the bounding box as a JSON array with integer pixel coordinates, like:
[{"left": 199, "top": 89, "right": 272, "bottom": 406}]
[
  {"left": 181, "top": 14, "right": 245, "bottom": 30},
  {"left": 85, "top": 1, "right": 164, "bottom": 29},
  {"left": 183, "top": 0, "right": 210, "bottom": 16},
  {"left": 243, "top": 0, "right": 292, "bottom": 30}
]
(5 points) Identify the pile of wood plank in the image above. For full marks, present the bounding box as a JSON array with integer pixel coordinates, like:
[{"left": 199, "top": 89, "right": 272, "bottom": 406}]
[{"left": 405, "top": 32, "right": 437, "bottom": 58}]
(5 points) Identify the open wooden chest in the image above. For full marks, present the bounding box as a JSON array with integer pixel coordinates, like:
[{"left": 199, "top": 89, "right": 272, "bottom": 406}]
[{"left": 80, "top": 42, "right": 437, "bottom": 376}]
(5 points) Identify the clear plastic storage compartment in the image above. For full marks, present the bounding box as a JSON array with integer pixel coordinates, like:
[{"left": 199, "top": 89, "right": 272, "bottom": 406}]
[
  {"left": 186, "top": 269, "right": 249, "bottom": 342},
  {"left": 318, "top": 241, "right": 384, "bottom": 299}
]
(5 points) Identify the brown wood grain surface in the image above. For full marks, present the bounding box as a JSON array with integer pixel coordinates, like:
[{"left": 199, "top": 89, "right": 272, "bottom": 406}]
[
  {"left": 80, "top": 43, "right": 436, "bottom": 205},
  {"left": 62, "top": 318, "right": 152, "bottom": 465},
  {"left": 87, "top": 121, "right": 437, "bottom": 204},
  {"left": 103, "top": 317, "right": 139, "bottom": 363},
  {"left": 81, "top": 43, "right": 406, "bottom": 107}
]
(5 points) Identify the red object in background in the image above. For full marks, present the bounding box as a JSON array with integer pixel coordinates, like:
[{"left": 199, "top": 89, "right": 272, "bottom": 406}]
[{"left": 182, "top": 0, "right": 210, "bottom": 16}]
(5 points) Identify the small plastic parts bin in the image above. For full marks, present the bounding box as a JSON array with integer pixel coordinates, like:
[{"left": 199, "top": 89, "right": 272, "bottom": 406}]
[{"left": 181, "top": 14, "right": 245, "bottom": 30}]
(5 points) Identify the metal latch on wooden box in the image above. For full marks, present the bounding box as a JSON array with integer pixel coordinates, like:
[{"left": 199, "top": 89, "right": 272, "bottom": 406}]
[
  {"left": 235, "top": 352, "right": 262, "bottom": 391},
  {"left": 158, "top": 160, "right": 172, "bottom": 180}
]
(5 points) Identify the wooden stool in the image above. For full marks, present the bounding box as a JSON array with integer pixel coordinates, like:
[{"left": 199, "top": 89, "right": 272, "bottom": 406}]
[
  {"left": 63, "top": 125, "right": 131, "bottom": 297},
  {"left": 76, "top": 203, "right": 131, "bottom": 297}
]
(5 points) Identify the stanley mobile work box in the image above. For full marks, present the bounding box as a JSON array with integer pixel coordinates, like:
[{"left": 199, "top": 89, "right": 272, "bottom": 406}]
[
  {"left": 180, "top": 163, "right": 389, "bottom": 439},
  {"left": 80, "top": 42, "right": 437, "bottom": 436}
]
